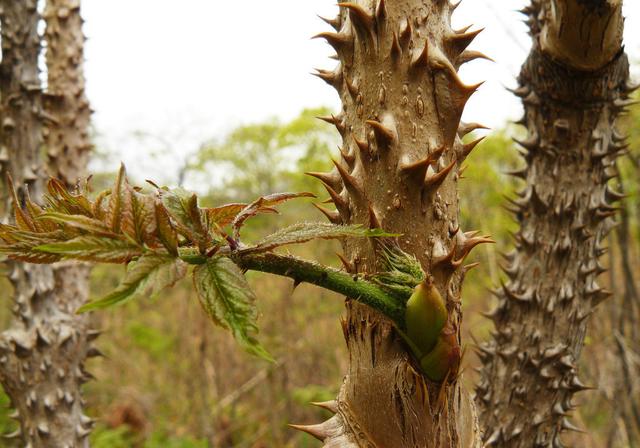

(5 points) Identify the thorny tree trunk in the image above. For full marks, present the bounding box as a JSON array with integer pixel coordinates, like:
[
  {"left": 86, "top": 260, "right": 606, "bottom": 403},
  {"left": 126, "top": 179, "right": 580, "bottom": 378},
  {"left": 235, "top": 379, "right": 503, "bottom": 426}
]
[
  {"left": 300, "top": 1, "right": 488, "bottom": 446},
  {"left": 477, "top": 0, "right": 633, "bottom": 446},
  {"left": 0, "top": 1, "right": 95, "bottom": 446}
]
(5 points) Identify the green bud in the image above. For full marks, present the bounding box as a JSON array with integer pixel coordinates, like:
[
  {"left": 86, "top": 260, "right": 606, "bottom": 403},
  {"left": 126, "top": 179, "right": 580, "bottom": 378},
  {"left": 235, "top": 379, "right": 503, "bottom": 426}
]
[
  {"left": 419, "top": 328, "right": 461, "bottom": 382},
  {"left": 404, "top": 277, "right": 447, "bottom": 358}
]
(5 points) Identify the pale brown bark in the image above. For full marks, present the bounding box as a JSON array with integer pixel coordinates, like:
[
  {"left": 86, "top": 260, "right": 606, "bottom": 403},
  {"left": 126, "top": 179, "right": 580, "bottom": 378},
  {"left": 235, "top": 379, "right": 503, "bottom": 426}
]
[
  {"left": 43, "top": 0, "right": 93, "bottom": 183},
  {"left": 300, "top": 1, "right": 486, "bottom": 446},
  {"left": 477, "top": 1, "right": 632, "bottom": 446},
  {"left": 0, "top": 1, "right": 95, "bottom": 446}
]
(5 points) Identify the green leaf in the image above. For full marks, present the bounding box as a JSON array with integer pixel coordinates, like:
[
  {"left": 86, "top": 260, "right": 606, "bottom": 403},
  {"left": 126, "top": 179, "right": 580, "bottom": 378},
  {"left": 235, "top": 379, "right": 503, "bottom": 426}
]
[
  {"left": 193, "top": 256, "right": 273, "bottom": 361},
  {"left": 244, "top": 222, "right": 396, "bottom": 254},
  {"left": 161, "top": 187, "right": 208, "bottom": 248},
  {"left": 78, "top": 254, "right": 188, "bottom": 312},
  {"left": 35, "top": 236, "right": 142, "bottom": 263}
]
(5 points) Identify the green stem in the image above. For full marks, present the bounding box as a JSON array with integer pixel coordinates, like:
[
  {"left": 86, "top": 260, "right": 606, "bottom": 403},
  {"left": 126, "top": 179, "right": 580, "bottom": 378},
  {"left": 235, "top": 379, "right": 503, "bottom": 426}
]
[{"left": 231, "top": 252, "right": 406, "bottom": 325}]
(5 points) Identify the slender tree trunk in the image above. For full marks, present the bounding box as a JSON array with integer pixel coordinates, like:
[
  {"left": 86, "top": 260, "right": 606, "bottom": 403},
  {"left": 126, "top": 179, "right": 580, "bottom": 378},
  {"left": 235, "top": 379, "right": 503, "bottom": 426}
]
[
  {"left": 299, "top": 1, "right": 487, "bottom": 446},
  {"left": 0, "top": 1, "right": 95, "bottom": 446},
  {"left": 477, "top": 1, "right": 632, "bottom": 446}
]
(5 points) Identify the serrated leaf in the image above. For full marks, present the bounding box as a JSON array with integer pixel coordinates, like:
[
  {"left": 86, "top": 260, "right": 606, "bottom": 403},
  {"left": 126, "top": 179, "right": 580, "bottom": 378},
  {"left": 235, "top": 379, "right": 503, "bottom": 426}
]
[
  {"left": 2, "top": 244, "right": 63, "bottom": 264},
  {"left": 37, "top": 212, "right": 115, "bottom": 236},
  {"left": 130, "top": 191, "right": 157, "bottom": 245},
  {"left": 78, "top": 254, "right": 187, "bottom": 312},
  {"left": 45, "top": 177, "right": 93, "bottom": 216},
  {"left": 92, "top": 189, "right": 110, "bottom": 220},
  {"left": 193, "top": 256, "right": 273, "bottom": 361},
  {"left": 232, "top": 192, "right": 316, "bottom": 238},
  {"left": 161, "top": 187, "right": 208, "bottom": 249},
  {"left": 204, "top": 203, "right": 247, "bottom": 229},
  {"left": 155, "top": 200, "right": 179, "bottom": 256},
  {"left": 106, "top": 164, "right": 132, "bottom": 233},
  {"left": 244, "top": 222, "right": 395, "bottom": 254},
  {"left": 35, "top": 236, "right": 142, "bottom": 263}
]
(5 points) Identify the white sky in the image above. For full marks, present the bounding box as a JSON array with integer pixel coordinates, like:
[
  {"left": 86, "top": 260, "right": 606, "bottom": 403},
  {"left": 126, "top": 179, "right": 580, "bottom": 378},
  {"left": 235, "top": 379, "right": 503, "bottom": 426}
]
[{"left": 82, "top": 0, "right": 640, "bottom": 184}]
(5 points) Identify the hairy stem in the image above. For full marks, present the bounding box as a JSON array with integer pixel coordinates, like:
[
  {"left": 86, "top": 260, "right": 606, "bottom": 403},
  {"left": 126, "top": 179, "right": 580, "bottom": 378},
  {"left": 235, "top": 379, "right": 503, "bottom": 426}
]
[{"left": 234, "top": 252, "right": 406, "bottom": 325}]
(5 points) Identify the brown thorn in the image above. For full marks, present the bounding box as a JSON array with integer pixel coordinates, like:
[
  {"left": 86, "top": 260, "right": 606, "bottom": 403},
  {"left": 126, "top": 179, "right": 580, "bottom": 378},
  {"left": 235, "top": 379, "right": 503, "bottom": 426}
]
[
  {"left": 332, "top": 159, "right": 364, "bottom": 196},
  {"left": 446, "top": 28, "right": 484, "bottom": 55},
  {"left": 310, "top": 400, "right": 339, "bottom": 413},
  {"left": 317, "top": 114, "right": 346, "bottom": 134},
  {"left": 312, "top": 67, "right": 342, "bottom": 88},
  {"left": 461, "top": 136, "right": 485, "bottom": 159},
  {"left": 352, "top": 134, "right": 370, "bottom": 155},
  {"left": 312, "top": 203, "right": 342, "bottom": 225},
  {"left": 320, "top": 182, "right": 349, "bottom": 215},
  {"left": 317, "top": 14, "right": 341, "bottom": 31},
  {"left": 391, "top": 31, "right": 402, "bottom": 59},
  {"left": 338, "top": 2, "right": 374, "bottom": 34},
  {"left": 375, "top": 0, "right": 387, "bottom": 21},
  {"left": 411, "top": 39, "right": 430, "bottom": 69},
  {"left": 366, "top": 119, "right": 395, "bottom": 146},
  {"left": 304, "top": 170, "right": 342, "bottom": 191},
  {"left": 424, "top": 158, "right": 457, "bottom": 190},
  {"left": 400, "top": 157, "right": 433, "bottom": 180},
  {"left": 432, "top": 244, "right": 459, "bottom": 272},
  {"left": 336, "top": 253, "right": 353, "bottom": 272},
  {"left": 457, "top": 50, "right": 494, "bottom": 67},
  {"left": 458, "top": 122, "right": 490, "bottom": 138},
  {"left": 288, "top": 423, "right": 329, "bottom": 441},
  {"left": 312, "top": 31, "right": 351, "bottom": 52},
  {"left": 399, "top": 18, "right": 412, "bottom": 45},
  {"left": 368, "top": 204, "right": 382, "bottom": 229},
  {"left": 339, "top": 146, "right": 356, "bottom": 165},
  {"left": 344, "top": 75, "right": 358, "bottom": 97}
]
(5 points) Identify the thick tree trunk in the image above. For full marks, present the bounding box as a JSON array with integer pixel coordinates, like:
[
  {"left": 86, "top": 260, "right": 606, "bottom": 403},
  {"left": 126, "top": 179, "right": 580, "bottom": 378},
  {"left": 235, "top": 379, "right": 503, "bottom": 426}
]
[
  {"left": 0, "top": 1, "right": 95, "bottom": 446},
  {"left": 477, "top": 1, "right": 632, "bottom": 446},
  {"left": 301, "top": 1, "right": 487, "bottom": 446},
  {"left": 43, "top": 0, "right": 93, "bottom": 183}
]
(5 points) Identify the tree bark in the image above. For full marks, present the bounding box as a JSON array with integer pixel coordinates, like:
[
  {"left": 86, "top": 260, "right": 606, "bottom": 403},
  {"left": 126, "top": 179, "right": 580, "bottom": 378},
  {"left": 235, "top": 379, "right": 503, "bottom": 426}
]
[
  {"left": 0, "top": 0, "right": 95, "bottom": 446},
  {"left": 300, "top": 1, "right": 487, "bottom": 446},
  {"left": 477, "top": 0, "right": 632, "bottom": 446}
]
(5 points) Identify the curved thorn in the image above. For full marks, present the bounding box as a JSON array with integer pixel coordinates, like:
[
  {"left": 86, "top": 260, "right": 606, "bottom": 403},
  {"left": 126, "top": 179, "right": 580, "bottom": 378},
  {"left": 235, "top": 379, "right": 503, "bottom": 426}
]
[
  {"left": 336, "top": 253, "right": 354, "bottom": 272},
  {"left": 458, "top": 122, "right": 490, "bottom": 138},
  {"left": 411, "top": 39, "right": 430, "bottom": 69},
  {"left": 288, "top": 423, "right": 329, "bottom": 441},
  {"left": 424, "top": 158, "right": 457, "bottom": 190},
  {"left": 312, "top": 31, "right": 351, "bottom": 52},
  {"left": 339, "top": 146, "right": 356, "bottom": 165},
  {"left": 461, "top": 136, "right": 485, "bottom": 159},
  {"left": 352, "top": 134, "right": 370, "bottom": 155},
  {"left": 338, "top": 2, "right": 374, "bottom": 34},
  {"left": 366, "top": 119, "right": 395, "bottom": 146},
  {"left": 446, "top": 28, "right": 484, "bottom": 55},
  {"left": 318, "top": 14, "right": 341, "bottom": 31},
  {"left": 368, "top": 203, "right": 382, "bottom": 229},
  {"left": 305, "top": 170, "right": 342, "bottom": 191},
  {"left": 457, "top": 50, "right": 494, "bottom": 66},
  {"left": 312, "top": 203, "right": 342, "bottom": 225},
  {"left": 332, "top": 159, "right": 364, "bottom": 195}
]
